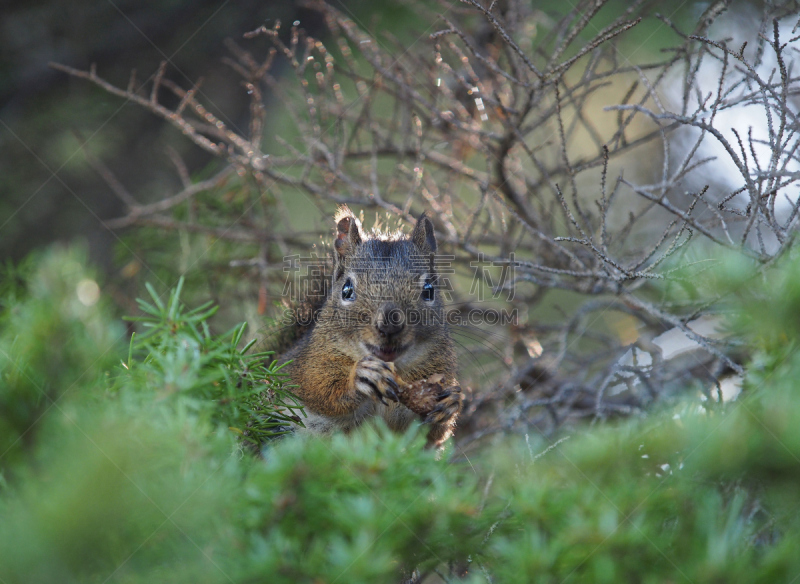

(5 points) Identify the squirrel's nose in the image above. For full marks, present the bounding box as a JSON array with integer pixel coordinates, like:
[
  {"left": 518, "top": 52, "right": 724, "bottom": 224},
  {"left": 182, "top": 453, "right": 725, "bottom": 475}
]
[{"left": 376, "top": 304, "right": 405, "bottom": 338}]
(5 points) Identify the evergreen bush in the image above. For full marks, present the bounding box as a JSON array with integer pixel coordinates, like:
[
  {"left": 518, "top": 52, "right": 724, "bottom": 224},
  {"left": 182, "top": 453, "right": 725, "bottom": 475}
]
[{"left": 2, "top": 246, "right": 800, "bottom": 582}]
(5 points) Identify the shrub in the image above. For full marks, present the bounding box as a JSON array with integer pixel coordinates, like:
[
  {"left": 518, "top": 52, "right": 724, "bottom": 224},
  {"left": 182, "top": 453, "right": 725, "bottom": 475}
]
[{"left": 3, "top": 246, "right": 800, "bottom": 582}]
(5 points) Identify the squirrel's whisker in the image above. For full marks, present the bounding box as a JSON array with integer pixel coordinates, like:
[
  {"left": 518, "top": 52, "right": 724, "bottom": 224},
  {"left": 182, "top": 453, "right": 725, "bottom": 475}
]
[
  {"left": 451, "top": 322, "right": 511, "bottom": 344},
  {"left": 449, "top": 330, "right": 510, "bottom": 377},
  {"left": 450, "top": 336, "right": 494, "bottom": 384},
  {"left": 450, "top": 324, "right": 510, "bottom": 353}
]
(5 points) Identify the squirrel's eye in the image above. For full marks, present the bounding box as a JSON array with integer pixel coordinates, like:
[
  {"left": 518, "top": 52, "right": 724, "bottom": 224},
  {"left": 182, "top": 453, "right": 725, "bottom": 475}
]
[
  {"left": 422, "top": 280, "right": 435, "bottom": 302},
  {"left": 342, "top": 278, "right": 356, "bottom": 302}
]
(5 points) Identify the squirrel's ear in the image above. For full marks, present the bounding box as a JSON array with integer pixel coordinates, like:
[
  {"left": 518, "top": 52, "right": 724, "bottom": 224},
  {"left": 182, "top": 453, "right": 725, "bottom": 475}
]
[
  {"left": 333, "top": 205, "right": 363, "bottom": 259},
  {"left": 411, "top": 212, "right": 437, "bottom": 254}
]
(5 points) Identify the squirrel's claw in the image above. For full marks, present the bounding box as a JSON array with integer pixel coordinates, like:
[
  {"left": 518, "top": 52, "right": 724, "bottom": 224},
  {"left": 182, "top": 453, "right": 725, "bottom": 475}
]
[
  {"left": 385, "top": 378, "right": 400, "bottom": 402},
  {"left": 424, "top": 385, "right": 464, "bottom": 426},
  {"left": 353, "top": 355, "right": 401, "bottom": 405}
]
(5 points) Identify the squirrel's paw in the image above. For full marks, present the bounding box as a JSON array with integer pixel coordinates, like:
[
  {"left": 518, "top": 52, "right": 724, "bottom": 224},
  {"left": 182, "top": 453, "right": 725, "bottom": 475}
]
[
  {"left": 399, "top": 378, "right": 463, "bottom": 449},
  {"left": 353, "top": 355, "right": 400, "bottom": 405},
  {"left": 397, "top": 375, "right": 463, "bottom": 422},
  {"left": 424, "top": 384, "right": 464, "bottom": 426}
]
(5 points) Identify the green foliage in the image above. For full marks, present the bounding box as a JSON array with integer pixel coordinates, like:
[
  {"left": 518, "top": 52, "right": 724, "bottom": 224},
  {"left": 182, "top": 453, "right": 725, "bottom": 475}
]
[
  {"left": 240, "top": 428, "right": 488, "bottom": 583},
  {"left": 120, "top": 277, "right": 304, "bottom": 445},
  {"left": 716, "top": 251, "right": 800, "bottom": 358},
  {"left": 0, "top": 399, "right": 243, "bottom": 584},
  {"left": 0, "top": 247, "right": 122, "bottom": 470},
  {"left": 4, "top": 246, "right": 800, "bottom": 583}
]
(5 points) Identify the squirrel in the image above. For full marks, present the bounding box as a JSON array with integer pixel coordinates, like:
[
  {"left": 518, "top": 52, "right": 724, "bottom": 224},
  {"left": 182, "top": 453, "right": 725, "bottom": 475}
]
[{"left": 278, "top": 206, "right": 463, "bottom": 448}]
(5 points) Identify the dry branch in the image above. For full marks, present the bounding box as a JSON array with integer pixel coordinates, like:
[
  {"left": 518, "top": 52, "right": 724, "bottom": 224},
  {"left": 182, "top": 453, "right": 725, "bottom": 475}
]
[{"left": 51, "top": 1, "right": 800, "bottom": 445}]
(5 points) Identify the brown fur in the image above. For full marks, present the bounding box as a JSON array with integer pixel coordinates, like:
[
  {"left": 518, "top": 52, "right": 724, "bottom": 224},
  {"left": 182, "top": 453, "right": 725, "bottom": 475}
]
[{"left": 279, "top": 207, "right": 461, "bottom": 447}]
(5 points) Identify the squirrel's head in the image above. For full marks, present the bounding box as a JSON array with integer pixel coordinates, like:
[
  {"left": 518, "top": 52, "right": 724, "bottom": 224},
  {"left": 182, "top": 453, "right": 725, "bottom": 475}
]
[{"left": 318, "top": 206, "right": 451, "bottom": 373}]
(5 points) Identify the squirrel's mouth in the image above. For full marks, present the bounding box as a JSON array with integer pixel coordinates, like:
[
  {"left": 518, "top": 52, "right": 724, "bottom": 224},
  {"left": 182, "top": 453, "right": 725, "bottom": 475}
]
[{"left": 367, "top": 344, "right": 406, "bottom": 362}]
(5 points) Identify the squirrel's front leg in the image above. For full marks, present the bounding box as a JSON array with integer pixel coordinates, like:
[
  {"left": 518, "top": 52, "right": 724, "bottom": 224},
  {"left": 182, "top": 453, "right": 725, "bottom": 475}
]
[
  {"left": 397, "top": 376, "right": 464, "bottom": 448},
  {"left": 351, "top": 354, "right": 401, "bottom": 405},
  {"left": 424, "top": 385, "right": 464, "bottom": 448}
]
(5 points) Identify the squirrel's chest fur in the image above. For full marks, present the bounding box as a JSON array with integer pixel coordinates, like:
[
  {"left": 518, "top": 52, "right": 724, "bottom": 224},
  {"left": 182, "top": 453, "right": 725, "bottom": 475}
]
[{"left": 282, "top": 326, "right": 455, "bottom": 432}]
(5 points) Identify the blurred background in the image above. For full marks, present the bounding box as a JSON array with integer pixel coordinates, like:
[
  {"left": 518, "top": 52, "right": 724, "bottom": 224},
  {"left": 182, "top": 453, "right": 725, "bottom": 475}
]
[
  {"left": 3, "top": 0, "right": 787, "bottom": 434},
  {"left": 1, "top": 0, "right": 709, "bottom": 270},
  {"left": 3, "top": 0, "right": 774, "bottom": 427},
  {"left": 0, "top": 0, "right": 426, "bottom": 267}
]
